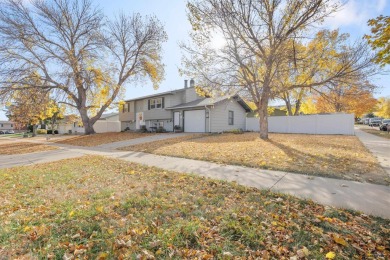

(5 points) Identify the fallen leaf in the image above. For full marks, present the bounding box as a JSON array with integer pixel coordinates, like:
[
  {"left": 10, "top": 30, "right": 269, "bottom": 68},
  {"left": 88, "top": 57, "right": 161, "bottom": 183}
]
[
  {"left": 334, "top": 235, "right": 348, "bottom": 246},
  {"left": 325, "top": 251, "right": 336, "bottom": 259}
]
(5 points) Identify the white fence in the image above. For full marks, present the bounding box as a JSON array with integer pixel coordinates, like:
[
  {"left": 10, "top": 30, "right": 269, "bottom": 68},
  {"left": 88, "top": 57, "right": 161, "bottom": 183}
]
[
  {"left": 93, "top": 121, "right": 121, "bottom": 133},
  {"left": 246, "top": 114, "right": 355, "bottom": 135}
]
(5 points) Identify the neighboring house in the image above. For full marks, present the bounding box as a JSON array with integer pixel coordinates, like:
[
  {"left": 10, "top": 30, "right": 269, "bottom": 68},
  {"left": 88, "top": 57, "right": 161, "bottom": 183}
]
[
  {"left": 57, "top": 115, "right": 85, "bottom": 134},
  {"left": 58, "top": 113, "right": 121, "bottom": 134},
  {"left": 97, "top": 112, "right": 119, "bottom": 122},
  {"left": 119, "top": 79, "right": 251, "bottom": 133},
  {"left": 0, "top": 121, "right": 14, "bottom": 131}
]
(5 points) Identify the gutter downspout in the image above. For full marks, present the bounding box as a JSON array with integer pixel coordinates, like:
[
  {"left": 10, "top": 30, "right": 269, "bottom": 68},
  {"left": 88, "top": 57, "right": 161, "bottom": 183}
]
[{"left": 205, "top": 105, "right": 211, "bottom": 133}]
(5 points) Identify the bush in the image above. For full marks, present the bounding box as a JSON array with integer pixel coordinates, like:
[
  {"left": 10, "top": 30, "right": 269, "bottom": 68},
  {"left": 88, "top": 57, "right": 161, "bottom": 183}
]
[
  {"left": 37, "top": 129, "right": 47, "bottom": 134},
  {"left": 156, "top": 126, "right": 166, "bottom": 133},
  {"left": 224, "top": 129, "right": 244, "bottom": 134},
  {"left": 46, "top": 130, "right": 59, "bottom": 134},
  {"left": 140, "top": 125, "right": 148, "bottom": 133}
]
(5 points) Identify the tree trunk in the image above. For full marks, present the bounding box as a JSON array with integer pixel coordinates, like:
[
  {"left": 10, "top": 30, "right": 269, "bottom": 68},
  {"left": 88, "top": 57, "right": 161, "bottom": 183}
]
[
  {"left": 294, "top": 99, "right": 302, "bottom": 115},
  {"left": 79, "top": 108, "right": 96, "bottom": 135},
  {"left": 258, "top": 98, "right": 269, "bottom": 140},
  {"left": 286, "top": 101, "right": 293, "bottom": 116},
  {"left": 32, "top": 125, "right": 38, "bottom": 137}
]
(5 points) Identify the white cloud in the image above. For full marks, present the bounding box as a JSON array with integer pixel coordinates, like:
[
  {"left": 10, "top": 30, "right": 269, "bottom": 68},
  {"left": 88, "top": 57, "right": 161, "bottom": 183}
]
[{"left": 324, "top": 0, "right": 387, "bottom": 30}]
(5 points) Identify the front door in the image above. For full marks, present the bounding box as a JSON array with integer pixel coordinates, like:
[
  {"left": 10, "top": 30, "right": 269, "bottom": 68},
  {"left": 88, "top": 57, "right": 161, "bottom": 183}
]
[{"left": 174, "top": 112, "right": 180, "bottom": 127}]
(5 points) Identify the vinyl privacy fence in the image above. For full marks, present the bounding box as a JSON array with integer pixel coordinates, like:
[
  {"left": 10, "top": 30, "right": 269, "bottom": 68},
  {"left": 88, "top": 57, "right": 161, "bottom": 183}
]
[
  {"left": 246, "top": 114, "right": 355, "bottom": 135},
  {"left": 93, "top": 121, "right": 121, "bottom": 133}
]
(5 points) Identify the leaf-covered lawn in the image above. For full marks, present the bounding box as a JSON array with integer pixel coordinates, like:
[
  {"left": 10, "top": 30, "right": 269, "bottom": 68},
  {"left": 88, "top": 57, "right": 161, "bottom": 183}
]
[
  {"left": 361, "top": 128, "right": 390, "bottom": 140},
  {"left": 0, "top": 156, "right": 388, "bottom": 259},
  {"left": 120, "top": 133, "right": 388, "bottom": 185},
  {"left": 56, "top": 132, "right": 154, "bottom": 147},
  {"left": 0, "top": 141, "right": 58, "bottom": 155}
]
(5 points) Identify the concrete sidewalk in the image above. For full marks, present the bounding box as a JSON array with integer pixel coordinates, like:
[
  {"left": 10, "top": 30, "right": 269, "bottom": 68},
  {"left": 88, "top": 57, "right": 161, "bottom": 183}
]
[
  {"left": 355, "top": 127, "right": 390, "bottom": 176},
  {"left": 1, "top": 144, "right": 389, "bottom": 218}
]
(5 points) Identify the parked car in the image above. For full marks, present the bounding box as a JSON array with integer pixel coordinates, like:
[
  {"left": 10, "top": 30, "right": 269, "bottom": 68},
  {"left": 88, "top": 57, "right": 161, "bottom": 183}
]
[
  {"left": 368, "top": 118, "right": 381, "bottom": 126},
  {"left": 369, "top": 119, "right": 382, "bottom": 127},
  {"left": 379, "top": 119, "right": 390, "bottom": 131},
  {"left": 5, "top": 130, "right": 14, "bottom": 134},
  {"left": 0, "top": 130, "right": 4, "bottom": 134}
]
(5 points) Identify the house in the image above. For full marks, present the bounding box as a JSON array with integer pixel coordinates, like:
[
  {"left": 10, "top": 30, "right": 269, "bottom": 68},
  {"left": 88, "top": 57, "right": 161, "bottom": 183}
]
[
  {"left": 57, "top": 113, "right": 121, "bottom": 134},
  {"left": 0, "top": 120, "right": 14, "bottom": 131},
  {"left": 97, "top": 112, "right": 119, "bottom": 122},
  {"left": 57, "top": 115, "right": 84, "bottom": 134},
  {"left": 119, "top": 79, "right": 251, "bottom": 132}
]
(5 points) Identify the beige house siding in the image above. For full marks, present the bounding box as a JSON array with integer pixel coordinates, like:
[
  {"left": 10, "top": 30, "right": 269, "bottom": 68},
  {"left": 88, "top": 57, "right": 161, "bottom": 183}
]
[
  {"left": 119, "top": 101, "right": 135, "bottom": 122},
  {"left": 0, "top": 121, "right": 14, "bottom": 131},
  {"left": 209, "top": 100, "right": 246, "bottom": 132},
  {"left": 184, "top": 88, "right": 200, "bottom": 103},
  {"left": 143, "top": 95, "right": 172, "bottom": 120}
]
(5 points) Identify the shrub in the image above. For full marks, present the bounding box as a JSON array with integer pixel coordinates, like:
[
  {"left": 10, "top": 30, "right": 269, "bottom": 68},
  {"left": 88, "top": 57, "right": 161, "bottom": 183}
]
[
  {"left": 140, "top": 125, "right": 148, "bottom": 133},
  {"left": 156, "top": 126, "right": 166, "bottom": 133},
  {"left": 37, "top": 129, "right": 47, "bottom": 134},
  {"left": 54, "top": 130, "right": 59, "bottom": 134},
  {"left": 224, "top": 129, "right": 244, "bottom": 134}
]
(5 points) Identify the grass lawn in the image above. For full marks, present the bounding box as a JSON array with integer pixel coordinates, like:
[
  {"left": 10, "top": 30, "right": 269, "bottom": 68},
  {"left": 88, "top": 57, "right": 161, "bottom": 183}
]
[
  {"left": 361, "top": 128, "right": 390, "bottom": 140},
  {"left": 0, "top": 142, "right": 58, "bottom": 155},
  {"left": 0, "top": 156, "right": 388, "bottom": 259},
  {"left": 120, "top": 133, "right": 388, "bottom": 185},
  {"left": 56, "top": 132, "right": 154, "bottom": 147},
  {"left": 0, "top": 133, "right": 24, "bottom": 138}
]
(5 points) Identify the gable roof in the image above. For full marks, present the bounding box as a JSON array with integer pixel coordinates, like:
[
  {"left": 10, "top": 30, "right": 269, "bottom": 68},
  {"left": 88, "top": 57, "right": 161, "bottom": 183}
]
[
  {"left": 99, "top": 112, "right": 119, "bottom": 120},
  {"left": 124, "top": 88, "right": 189, "bottom": 102},
  {"left": 166, "top": 95, "right": 252, "bottom": 112}
]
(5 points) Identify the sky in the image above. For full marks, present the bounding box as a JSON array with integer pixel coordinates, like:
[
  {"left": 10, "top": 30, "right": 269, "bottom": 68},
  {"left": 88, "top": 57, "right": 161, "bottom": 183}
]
[{"left": 1, "top": 0, "right": 390, "bottom": 120}]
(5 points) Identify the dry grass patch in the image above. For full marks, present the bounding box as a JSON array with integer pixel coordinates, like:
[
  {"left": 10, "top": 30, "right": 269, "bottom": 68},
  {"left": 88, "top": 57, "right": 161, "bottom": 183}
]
[
  {"left": 56, "top": 132, "right": 154, "bottom": 147},
  {"left": 0, "top": 156, "right": 388, "bottom": 259},
  {"left": 121, "top": 133, "right": 388, "bottom": 185},
  {"left": 361, "top": 128, "right": 390, "bottom": 140},
  {"left": 0, "top": 142, "right": 57, "bottom": 155}
]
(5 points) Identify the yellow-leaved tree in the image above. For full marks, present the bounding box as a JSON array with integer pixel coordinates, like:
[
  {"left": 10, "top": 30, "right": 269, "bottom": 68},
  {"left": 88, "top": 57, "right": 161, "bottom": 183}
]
[
  {"left": 7, "top": 87, "right": 61, "bottom": 136},
  {"left": 181, "top": 0, "right": 378, "bottom": 139},
  {"left": 365, "top": 15, "right": 390, "bottom": 66},
  {"left": 375, "top": 97, "right": 390, "bottom": 118}
]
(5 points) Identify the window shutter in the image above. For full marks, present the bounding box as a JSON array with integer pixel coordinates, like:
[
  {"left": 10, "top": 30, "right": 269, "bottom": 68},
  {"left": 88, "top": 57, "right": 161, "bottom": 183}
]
[
  {"left": 162, "top": 97, "right": 165, "bottom": 108},
  {"left": 148, "top": 100, "right": 150, "bottom": 110}
]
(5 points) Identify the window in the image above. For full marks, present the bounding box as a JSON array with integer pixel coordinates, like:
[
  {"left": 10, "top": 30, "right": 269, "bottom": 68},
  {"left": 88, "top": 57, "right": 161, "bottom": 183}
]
[
  {"left": 11, "top": 124, "right": 13, "bottom": 127},
  {"left": 228, "top": 111, "right": 234, "bottom": 125},
  {"left": 149, "top": 98, "right": 163, "bottom": 109}
]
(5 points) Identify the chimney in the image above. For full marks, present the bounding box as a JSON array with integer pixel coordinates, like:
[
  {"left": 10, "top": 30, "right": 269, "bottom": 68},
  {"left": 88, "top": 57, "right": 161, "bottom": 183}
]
[
  {"left": 190, "top": 78, "right": 195, "bottom": 88},
  {"left": 184, "top": 79, "right": 188, "bottom": 88}
]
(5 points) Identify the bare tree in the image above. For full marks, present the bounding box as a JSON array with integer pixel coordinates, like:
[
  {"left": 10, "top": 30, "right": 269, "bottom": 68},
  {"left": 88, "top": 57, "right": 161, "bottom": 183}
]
[
  {"left": 0, "top": 0, "right": 167, "bottom": 134},
  {"left": 181, "top": 0, "right": 377, "bottom": 139}
]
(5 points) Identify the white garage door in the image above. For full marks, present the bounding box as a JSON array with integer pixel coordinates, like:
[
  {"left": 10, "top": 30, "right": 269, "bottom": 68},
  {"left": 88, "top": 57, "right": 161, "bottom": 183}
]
[{"left": 184, "top": 110, "right": 205, "bottom": 132}]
